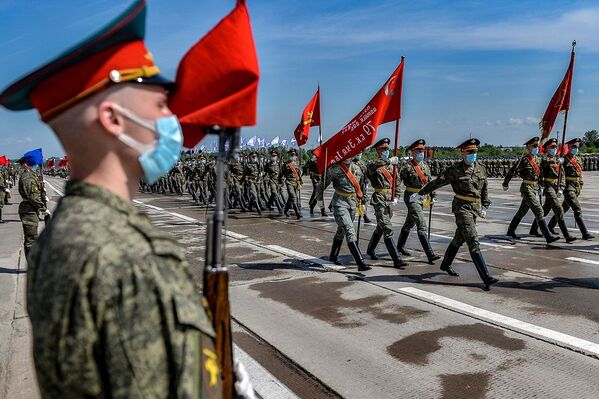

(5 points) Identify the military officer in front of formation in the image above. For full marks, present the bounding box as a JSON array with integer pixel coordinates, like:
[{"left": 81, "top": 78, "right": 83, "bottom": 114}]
[
  {"left": 528, "top": 138, "right": 577, "bottom": 242},
  {"left": 397, "top": 139, "right": 441, "bottom": 263},
  {"left": 547, "top": 138, "right": 594, "bottom": 240},
  {"left": 503, "top": 136, "right": 559, "bottom": 243},
  {"left": 365, "top": 138, "right": 407, "bottom": 268},
  {"left": 318, "top": 158, "right": 371, "bottom": 271},
  {"left": 415, "top": 138, "right": 499, "bottom": 291}
]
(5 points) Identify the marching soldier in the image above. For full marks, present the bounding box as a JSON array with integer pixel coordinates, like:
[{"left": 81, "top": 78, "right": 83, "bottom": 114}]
[
  {"left": 503, "top": 137, "right": 559, "bottom": 243},
  {"left": 265, "top": 150, "right": 283, "bottom": 213},
  {"left": 528, "top": 138, "right": 577, "bottom": 242},
  {"left": 17, "top": 159, "right": 48, "bottom": 255},
  {"left": 415, "top": 138, "right": 498, "bottom": 291},
  {"left": 280, "top": 148, "right": 302, "bottom": 219},
  {"left": 318, "top": 159, "right": 371, "bottom": 271},
  {"left": 397, "top": 139, "right": 441, "bottom": 263},
  {"left": 244, "top": 151, "right": 263, "bottom": 214},
  {"left": 307, "top": 154, "right": 327, "bottom": 216},
  {"left": 547, "top": 138, "right": 594, "bottom": 240},
  {"left": 365, "top": 138, "right": 407, "bottom": 268},
  {"left": 0, "top": 2, "right": 253, "bottom": 397},
  {"left": 0, "top": 166, "right": 7, "bottom": 223},
  {"left": 352, "top": 152, "right": 372, "bottom": 223}
]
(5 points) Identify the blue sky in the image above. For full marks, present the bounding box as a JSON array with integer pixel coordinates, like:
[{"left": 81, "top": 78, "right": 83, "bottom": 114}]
[{"left": 1, "top": 0, "right": 598, "bottom": 158}]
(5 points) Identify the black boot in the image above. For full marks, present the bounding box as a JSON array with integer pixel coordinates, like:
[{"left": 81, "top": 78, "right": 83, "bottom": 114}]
[
  {"left": 309, "top": 201, "right": 316, "bottom": 216},
  {"left": 528, "top": 220, "right": 542, "bottom": 237},
  {"left": 440, "top": 245, "right": 460, "bottom": 276},
  {"left": 538, "top": 219, "right": 559, "bottom": 244},
  {"left": 348, "top": 241, "right": 371, "bottom": 271},
  {"left": 252, "top": 199, "right": 262, "bottom": 215},
  {"left": 547, "top": 215, "right": 559, "bottom": 235},
  {"left": 367, "top": 230, "right": 382, "bottom": 260},
  {"left": 384, "top": 237, "right": 407, "bottom": 268},
  {"left": 283, "top": 201, "right": 291, "bottom": 217},
  {"left": 506, "top": 216, "right": 521, "bottom": 239},
  {"left": 363, "top": 214, "right": 372, "bottom": 224},
  {"left": 0, "top": 209, "right": 3, "bottom": 223},
  {"left": 418, "top": 232, "right": 441, "bottom": 264},
  {"left": 575, "top": 216, "right": 595, "bottom": 240},
  {"left": 557, "top": 219, "right": 577, "bottom": 243},
  {"left": 396, "top": 229, "right": 412, "bottom": 256},
  {"left": 329, "top": 238, "right": 343, "bottom": 265},
  {"left": 292, "top": 203, "right": 302, "bottom": 220},
  {"left": 320, "top": 208, "right": 328, "bottom": 217},
  {"left": 470, "top": 251, "right": 499, "bottom": 291}
]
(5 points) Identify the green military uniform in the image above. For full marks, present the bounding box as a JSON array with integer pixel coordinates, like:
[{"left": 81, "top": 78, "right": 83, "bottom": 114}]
[
  {"left": 264, "top": 151, "right": 283, "bottom": 213},
  {"left": 28, "top": 181, "right": 222, "bottom": 398},
  {"left": 365, "top": 138, "right": 406, "bottom": 268},
  {"left": 352, "top": 154, "right": 370, "bottom": 223},
  {"left": 418, "top": 138, "right": 498, "bottom": 291},
  {"left": 504, "top": 137, "right": 559, "bottom": 243},
  {"left": 547, "top": 138, "right": 594, "bottom": 240},
  {"left": 397, "top": 139, "right": 440, "bottom": 263},
  {"left": 243, "top": 152, "right": 262, "bottom": 214},
  {"left": 307, "top": 156, "right": 325, "bottom": 216},
  {"left": 0, "top": 167, "right": 7, "bottom": 222},
  {"left": 528, "top": 138, "right": 576, "bottom": 242},
  {"left": 280, "top": 149, "right": 302, "bottom": 219},
  {"left": 227, "top": 160, "right": 247, "bottom": 211},
  {"left": 18, "top": 166, "right": 45, "bottom": 255}
]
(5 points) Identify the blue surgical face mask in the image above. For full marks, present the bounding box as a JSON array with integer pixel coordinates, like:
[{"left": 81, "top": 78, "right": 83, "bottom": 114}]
[
  {"left": 381, "top": 150, "right": 390, "bottom": 159},
  {"left": 570, "top": 147, "right": 579, "bottom": 155},
  {"left": 549, "top": 148, "right": 558, "bottom": 157},
  {"left": 289, "top": 155, "right": 296, "bottom": 161},
  {"left": 530, "top": 147, "right": 539, "bottom": 156},
  {"left": 271, "top": 156, "right": 278, "bottom": 162},
  {"left": 465, "top": 153, "right": 477, "bottom": 164},
  {"left": 415, "top": 152, "right": 425, "bottom": 162},
  {"left": 115, "top": 104, "right": 183, "bottom": 184}
]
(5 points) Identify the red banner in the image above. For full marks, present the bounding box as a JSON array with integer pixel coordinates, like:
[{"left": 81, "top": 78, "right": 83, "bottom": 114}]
[
  {"left": 0, "top": 155, "right": 7, "bottom": 165},
  {"left": 313, "top": 60, "right": 404, "bottom": 173},
  {"left": 47, "top": 159, "right": 55, "bottom": 168},
  {"left": 293, "top": 87, "right": 320, "bottom": 147},
  {"left": 540, "top": 47, "right": 574, "bottom": 141},
  {"left": 169, "top": 0, "right": 260, "bottom": 148}
]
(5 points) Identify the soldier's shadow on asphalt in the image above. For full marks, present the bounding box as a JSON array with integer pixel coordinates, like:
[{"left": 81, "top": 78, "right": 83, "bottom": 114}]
[
  {"left": 0, "top": 267, "right": 25, "bottom": 275},
  {"left": 237, "top": 261, "right": 327, "bottom": 274}
]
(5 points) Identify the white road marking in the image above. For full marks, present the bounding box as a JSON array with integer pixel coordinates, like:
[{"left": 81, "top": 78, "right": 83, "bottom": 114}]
[
  {"left": 430, "top": 233, "right": 515, "bottom": 249},
  {"left": 234, "top": 345, "right": 300, "bottom": 399},
  {"left": 565, "top": 257, "right": 599, "bottom": 266},
  {"left": 43, "top": 180, "right": 64, "bottom": 196},
  {"left": 398, "top": 287, "right": 599, "bottom": 359}
]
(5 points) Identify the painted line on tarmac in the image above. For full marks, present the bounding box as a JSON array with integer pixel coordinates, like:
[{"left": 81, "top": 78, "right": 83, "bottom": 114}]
[
  {"left": 430, "top": 233, "right": 515, "bottom": 249},
  {"left": 398, "top": 287, "right": 599, "bottom": 359},
  {"left": 43, "top": 179, "right": 64, "bottom": 196},
  {"left": 234, "top": 345, "right": 300, "bottom": 399},
  {"left": 565, "top": 257, "right": 599, "bottom": 266}
]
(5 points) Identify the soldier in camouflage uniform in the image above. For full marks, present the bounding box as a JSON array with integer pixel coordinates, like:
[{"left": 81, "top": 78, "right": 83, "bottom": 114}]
[
  {"left": 17, "top": 159, "right": 47, "bottom": 255},
  {"left": 0, "top": 3, "right": 254, "bottom": 398},
  {"left": 228, "top": 157, "right": 248, "bottom": 211},
  {"left": 503, "top": 137, "right": 559, "bottom": 243},
  {"left": 397, "top": 139, "right": 441, "bottom": 263},
  {"left": 307, "top": 155, "right": 327, "bottom": 216},
  {"left": 528, "top": 138, "right": 577, "bottom": 242},
  {"left": 547, "top": 138, "right": 594, "bottom": 240},
  {"left": 318, "top": 159, "right": 371, "bottom": 271},
  {"left": 264, "top": 150, "right": 283, "bottom": 214},
  {"left": 365, "top": 138, "right": 407, "bottom": 268},
  {"left": 243, "top": 151, "right": 263, "bottom": 214},
  {"left": 352, "top": 152, "right": 372, "bottom": 223},
  {"left": 280, "top": 148, "right": 302, "bottom": 219},
  {"left": 0, "top": 166, "right": 7, "bottom": 222},
  {"left": 416, "top": 138, "right": 498, "bottom": 291}
]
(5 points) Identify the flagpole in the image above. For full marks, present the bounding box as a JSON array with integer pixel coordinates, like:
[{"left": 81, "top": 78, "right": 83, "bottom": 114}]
[
  {"left": 391, "top": 55, "right": 405, "bottom": 202},
  {"left": 318, "top": 83, "right": 323, "bottom": 147},
  {"left": 558, "top": 40, "right": 576, "bottom": 189}
]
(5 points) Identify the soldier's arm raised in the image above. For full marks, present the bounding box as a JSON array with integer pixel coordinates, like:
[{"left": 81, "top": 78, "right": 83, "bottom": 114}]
[{"left": 418, "top": 167, "right": 454, "bottom": 196}]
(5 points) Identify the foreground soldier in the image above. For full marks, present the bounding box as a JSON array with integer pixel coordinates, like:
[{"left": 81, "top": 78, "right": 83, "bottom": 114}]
[
  {"left": 17, "top": 159, "right": 47, "bottom": 255},
  {"left": 503, "top": 137, "right": 559, "bottom": 243},
  {"left": 397, "top": 139, "right": 440, "bottom": 263},
  {"left": 529, "top": 138, "right": 577, "bottom": 242},
  {"left": 264, "top": 150, "right": 283, "bottom": 213},
  {"left": 547, "top": 138, "right": 594, "bottom": 240},
  {"left": 0, "top": 2, "right": 253, "bottom": 397},
  {"left": 415, "top": 138, "right": 499, "bottom": 291},
  {"left": 281, "top": 148, "right": 302, "bottom": 219},
  {"left": 366, "top": 138, "right": 407, "bottom": 268},
  {"left": 318, "top": 159, "right": 371, "bottom": 271}
]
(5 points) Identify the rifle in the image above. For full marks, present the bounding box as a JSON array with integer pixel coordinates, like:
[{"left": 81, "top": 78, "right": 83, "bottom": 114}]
[{"left": 204, "top": 126, "right": 239, "bottom": 398}]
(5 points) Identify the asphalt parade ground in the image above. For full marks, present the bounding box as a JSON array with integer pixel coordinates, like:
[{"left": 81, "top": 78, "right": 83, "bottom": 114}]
[{"left": 3, "top": 174, "right": 599, "bottom": 398}]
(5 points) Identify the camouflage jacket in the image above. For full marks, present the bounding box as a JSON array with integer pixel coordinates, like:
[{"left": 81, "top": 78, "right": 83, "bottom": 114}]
[
  {"left": 366, "top": 157, "right": 394, "bottom": 203},
  {"left": 399, "top": 159, "right": 434, "bottom": 197},
  {"left": 264, "top": 160, "right": 281, "bottom": 180},
  {"left": 319, "top": 162, "right": 362, "bottom": 205},
  {"left": 503, "top": 154, "right": 542, "bottom": 186},
  {"left": 243, "top": 162, "right": 261, "bottom": 182},
  {"left": 540, "top": 155, "right": 565, "bottom": 190},
  {"left": 27, "top": 181, "right": 221, "bottom": 399},
  {"left": 18, "top": 169, "right": 45, "bottom": 214},
  {"left": 563, "top": 154, "right": 584, "bottom": 191},
  {"left": 280, "top": 160, "right": 302, "bottom": 184}
]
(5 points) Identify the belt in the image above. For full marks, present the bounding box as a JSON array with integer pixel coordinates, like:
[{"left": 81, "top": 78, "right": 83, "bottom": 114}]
[
  {"left": 544, "top": 178, "right": 557, "bottom": 184},
  {"left": 565, "top": 176, "right": 582, "bottom": 182},
  {"left": 404, "top": 186, "right": 421, "bottom": 193},
  {"left": 454, "top": 194, "right": 478, "bottom": 202},
  {"left": 374, "top": 188, "right": 391, "bottom": 193},
  {"left": 335, "top": 190, "right": 356, "bottom": 198},
  {"left": 522, "top": 179, "right": 538, "bottom": 185}
]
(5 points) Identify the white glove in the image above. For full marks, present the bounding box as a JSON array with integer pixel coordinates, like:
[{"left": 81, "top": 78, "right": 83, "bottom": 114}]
[
  {"left": 388, "top": 156, "right": 399, "bottom": 165},
  {"left": 557, "top": 190, "right": 563, "bottom": 198},
  {"left": 502, "top": 185, "right": 508, "bottom": 191},
  {"left": 409, "top": 193, "right": 421, "bottom": 203},
  {"left": 431, "top": 196, "right": 437, "bottom": 204},
  {"left": 391, "top": 197, "right": 399, "bottom": 206},
  {"left": 317, "top": 200, "right": 324, "bottom": 209},
  {"left": 4, "top": 188, "right": 9, "bottom": 194},
  {"left": 234, "top": 359, "right": 256, "bottom": 399},
  {"left": 45, "top": 195, "right": 50, "bottom": 203},
  {"left": 480, "top": 207, "right": 487, "bottom": 219},
  {"left": 43, "top": 209, "right": 52, "bottom": 217},
  {"left": 557, "top": 157, "right": 564, "bottom": 164}
]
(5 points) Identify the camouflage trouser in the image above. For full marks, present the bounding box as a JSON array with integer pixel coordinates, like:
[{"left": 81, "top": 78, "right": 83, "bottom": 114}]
[
  {"left": 20, "top": 211, "right": 39, "bottom": 256},
  {"left": 333, "top": 195, "right": 357, "bottom": 243},
  {"left": 309, "top": 176, "right": 320, "bottom": 208},
  {"left": 0, "top": 190, "right": 5, "bottom": 209},
  {"left": 246, "top": 180, "right": 260, "bottom": 202},
  {"left": 561, "top": 187, "right": 583, "bottom": 219},
  {"left": 401, "top": 193, "right": 427, "bottom": 233},
  {"left": 541, "top": 185, "right": 564, "bottom": 220},
  {"left": 449, "top": 207, "right": 480, "bottom": 253},
  {"left": 285, "top": 181, "right": 299, "bottom": 206},
  {"left": 372, "top": 201, "right": 394, "bottom": 238},
  {"left": 511, "top": 185, "right": 544, "bottom": 224}
]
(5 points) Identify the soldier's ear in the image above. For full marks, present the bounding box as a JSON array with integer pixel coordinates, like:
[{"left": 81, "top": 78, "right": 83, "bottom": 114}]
[{"left": 98, "top": 101, "right": 125, "bottom": 138}]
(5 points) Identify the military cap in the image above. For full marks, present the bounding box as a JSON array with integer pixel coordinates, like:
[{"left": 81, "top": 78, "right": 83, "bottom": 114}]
[
  {"left": 17, "top": 157, "right": 27, "bottom": 165},
  {"left": 543, "top": 138, "right": 558, "bottom": 148},
  {"left": 408, "top": 139, "right": 426, "bottom": 151},
  {"left": 249, "top": 151, "right": 258, "bottom": 156},
  {"left": 524, "top": 137, "right": 540, "bottom": 146},
  {"left": 0, "top": 0, "right": 173, "bottom": 122},
  {"left": 457, "top": 138, "right": 480, "bottom": 150},
  {"left": 566, "top": 137, "right": 582, "bottom": 146},
  {"left": 198, "top": 153, "right": 206, "bottom": 158},
  {"left": 287, "top": 149, "right": 297, "bottom": 155},
  {"left": 372, "top": 138, "right": 391, "bottom": 150},
  {"left": 270, "top": 150, "right": 279, "bottom": 156}
]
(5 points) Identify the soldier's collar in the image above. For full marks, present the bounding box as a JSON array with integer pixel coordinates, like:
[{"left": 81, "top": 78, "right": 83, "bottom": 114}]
[{"left": 65, "top": 180, "right": 139, "bottom": 215}]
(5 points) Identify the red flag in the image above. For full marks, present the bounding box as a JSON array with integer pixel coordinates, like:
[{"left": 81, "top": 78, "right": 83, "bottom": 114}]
[
  {"left": 293, "top": 87, "right": 320, "bottom": 147},
  {"left": 0, "top": 155, "right": 7, "bottom": 165},
  {"left": 313, "top": 60, "right": 404, "bottom": 173},
  {"left": 169, "top": 0, "right": 259, "bottom": 148},
  {"left": 47, "top": 159, "right": 55, "bottom": 168},
  {"left": 539, "top": 47, "right": 575, "bottom": 141},
  {"left": 57, "top": 156, "right": 69, "bottom": 167}
]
